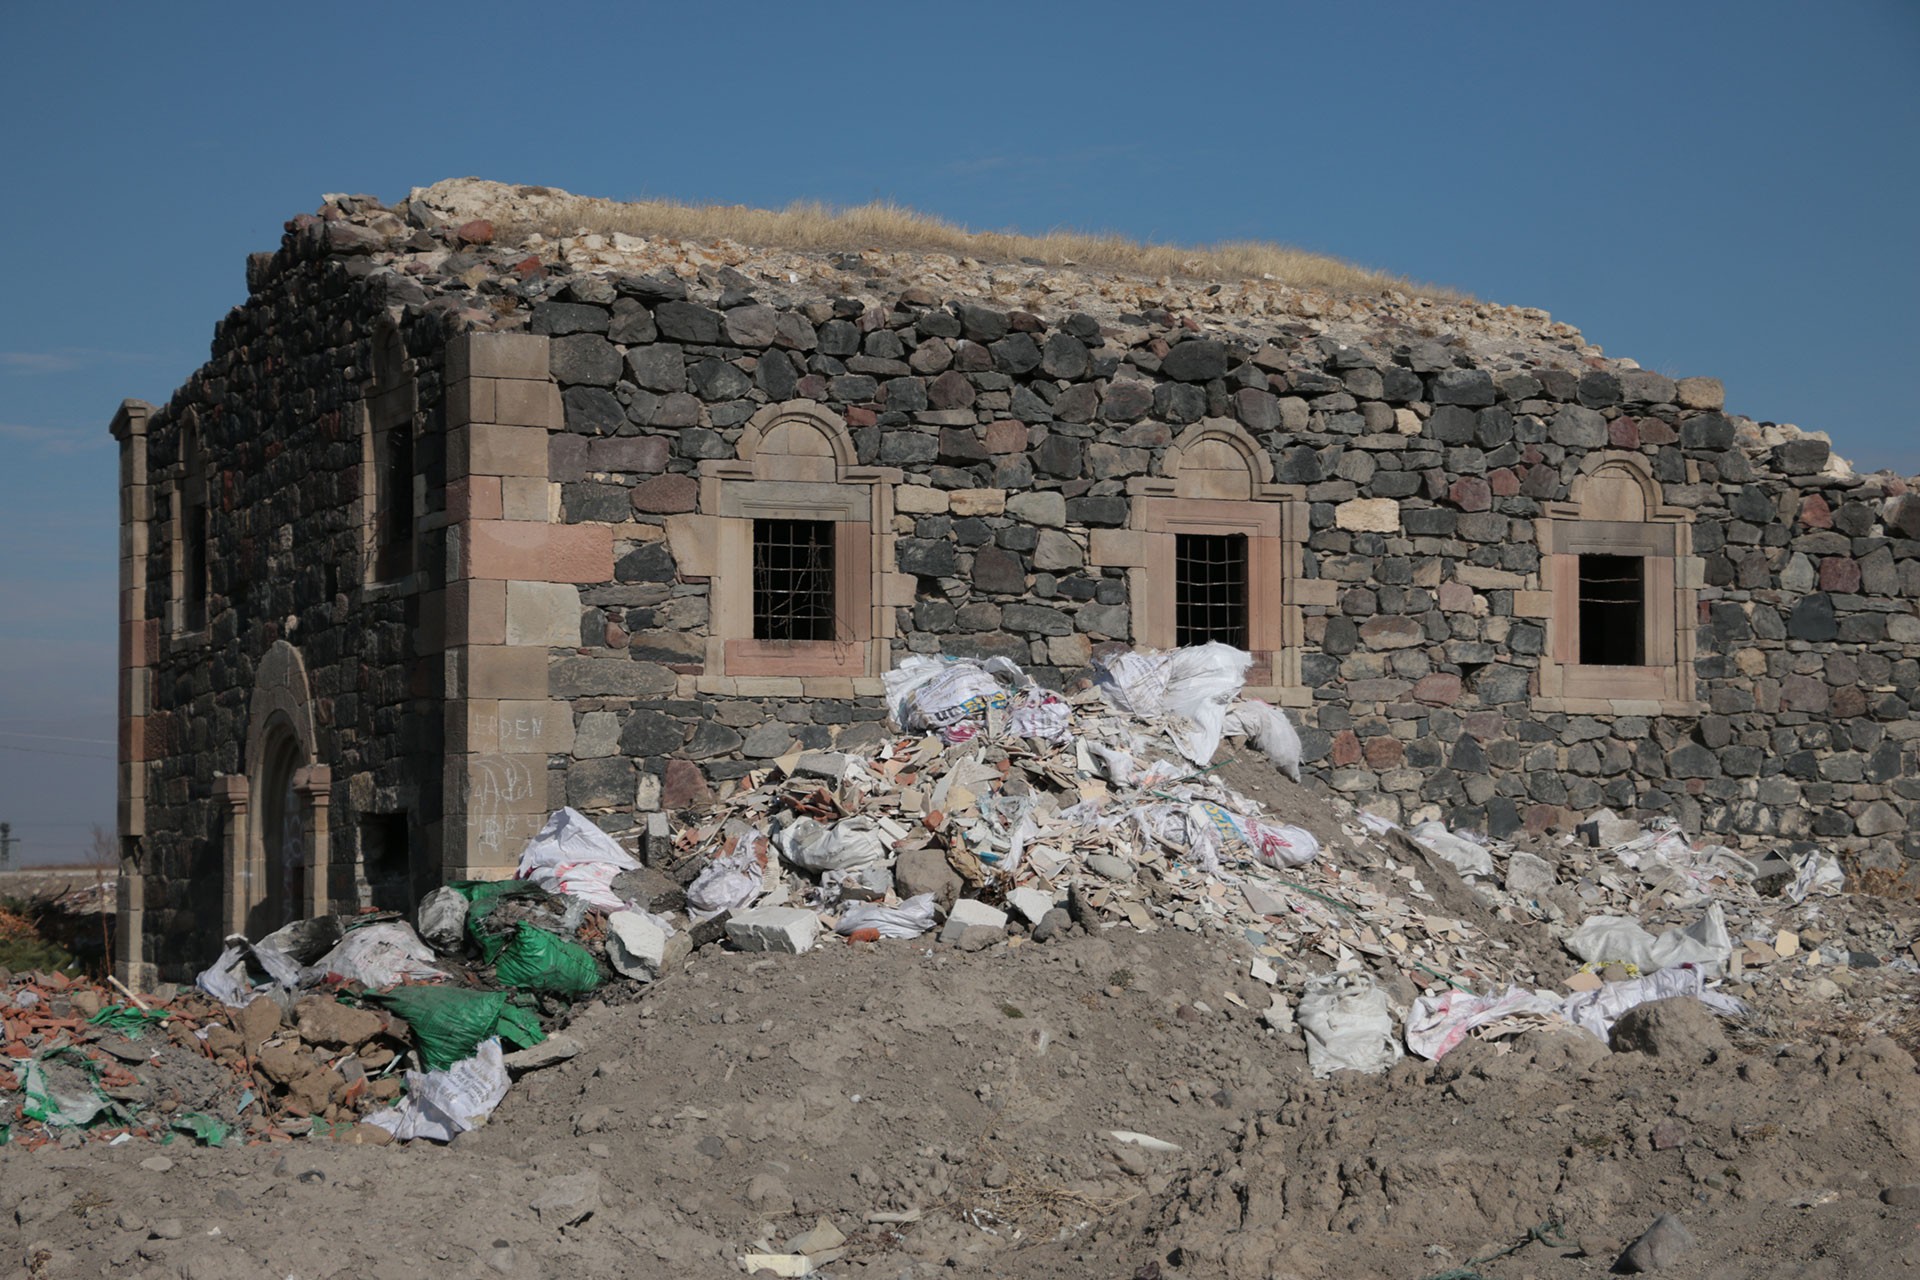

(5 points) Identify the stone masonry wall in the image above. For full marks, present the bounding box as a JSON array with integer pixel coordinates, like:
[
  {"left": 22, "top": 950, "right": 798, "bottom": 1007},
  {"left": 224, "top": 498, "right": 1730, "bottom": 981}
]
[
  {"left": 125, "top": 204, "right": 1920, "bottom": 975},
  {"left": 504, "top": 274, "right": 1920, "bottom": 866},
  {"left": 131, "top": 210, "right": 458, "bottom": 976}
]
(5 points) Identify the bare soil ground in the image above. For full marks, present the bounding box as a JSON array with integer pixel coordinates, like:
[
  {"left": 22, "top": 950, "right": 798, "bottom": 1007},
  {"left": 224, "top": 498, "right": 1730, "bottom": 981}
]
[{"left": 9, "top": 920, "right": 1920, "bottom": 1280}]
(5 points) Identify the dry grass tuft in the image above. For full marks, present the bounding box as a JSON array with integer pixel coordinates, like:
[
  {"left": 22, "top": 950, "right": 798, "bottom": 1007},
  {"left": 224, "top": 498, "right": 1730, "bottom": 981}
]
[{"left": 496, "top": 192, "right": 1453, "bottom": 298}]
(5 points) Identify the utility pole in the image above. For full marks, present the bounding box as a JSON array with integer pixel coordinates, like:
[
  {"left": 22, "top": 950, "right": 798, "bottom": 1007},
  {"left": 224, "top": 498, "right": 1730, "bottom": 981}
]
[{"left": 0, "top": 822, "right": 12, "bottom": 869}]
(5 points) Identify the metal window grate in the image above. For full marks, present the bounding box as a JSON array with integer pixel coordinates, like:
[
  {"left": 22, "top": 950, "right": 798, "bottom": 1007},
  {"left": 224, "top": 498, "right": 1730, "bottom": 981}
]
[
  {"left": 1175, "top": 533, "right": 1249, "bottom": 649},
  {"left": 1578, "top": 553, "right": 1645, "bottom": 665},
  {"left": 753, "top": 519, "right": 836, "bottom": 642}
]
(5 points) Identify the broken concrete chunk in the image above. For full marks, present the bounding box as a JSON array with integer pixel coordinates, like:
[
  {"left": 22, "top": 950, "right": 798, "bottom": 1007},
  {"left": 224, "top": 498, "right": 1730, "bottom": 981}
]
[
  {"left": 605, "top": 910, "right": 690, "bottom": 981},
  {"left": 1006, "top": 886, "right": 1055, "bottom": 927},
  {"left": 1504, "top": 851, "right": 1556, "bottom": 898},
  {"left": 1579, "top": 808, "right": 1643, "bottom": 848},
  {"left": 893, "top": 846, "right": 961, "bottom": 910},
  {"left": 939, "top": 898, "right": 1008, "bottom": 950},
  {"left": 786, "top": 1216, "right": 847, "bottom": 1257},
  {"left": 503, "top": 1033, "right": 582, "bottom": 1074},
  {"left": 725, "top": 906, "right": 821, "bottom": 955},
  {"left": 790, "top": 752, "right": 851, "bottom": 781},
  {"left": 1085, "top": 853, "right": 1134, "bottom": 882}
]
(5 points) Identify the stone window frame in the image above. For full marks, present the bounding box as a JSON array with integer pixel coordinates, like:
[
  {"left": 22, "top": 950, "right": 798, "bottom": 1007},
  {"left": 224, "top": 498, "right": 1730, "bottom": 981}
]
[
  {"left": 358, "top": 321, "right": 422, "bottom": 590},
  {"left": 1533, "top": 451, "right": 1701, "bottom": 715},
  {"left": 164, "top": 412, "right": 212, "bottom": 643},
  {"left": 688, "top": 401, "right": 902, "bottom": 692},
  {"left": 1091, "top": 418, "right": 1310, "bottom": 707}
]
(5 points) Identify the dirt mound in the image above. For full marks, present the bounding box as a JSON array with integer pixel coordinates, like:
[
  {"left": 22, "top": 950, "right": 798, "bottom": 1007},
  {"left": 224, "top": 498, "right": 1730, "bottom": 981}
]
[
  {"left": 8, "top": 925, "right": 1920, "bottom": 1279},
  {"left": 1092, "top": 1022, "right": 1920, "bottom": 1280}
]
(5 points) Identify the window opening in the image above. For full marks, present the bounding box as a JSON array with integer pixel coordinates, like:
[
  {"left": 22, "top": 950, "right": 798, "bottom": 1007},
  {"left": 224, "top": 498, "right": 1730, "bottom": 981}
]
[
  {"left": 753, "top": 519, "right": 836, "bottom": 641},
  {"left": 183, "top": 495, "right": 209, "bottom": 632},
  {"left": 375, "top": 423, "right": 414, "bottom": 580},
  {"left": 1578, "top": 554, "right": 1644, "bottom": 665},
  {"left": 359, "top": 811, "right": 412, "bottom": 911},
  {"left": 1175, "top": 533, "right": 1248, "bottom": 649}
]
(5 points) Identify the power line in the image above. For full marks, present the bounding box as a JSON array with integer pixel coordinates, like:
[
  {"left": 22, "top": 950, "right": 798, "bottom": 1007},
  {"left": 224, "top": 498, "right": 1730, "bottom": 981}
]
[{"left": 0, "top": 731, "right": 116, "bottom": 745}]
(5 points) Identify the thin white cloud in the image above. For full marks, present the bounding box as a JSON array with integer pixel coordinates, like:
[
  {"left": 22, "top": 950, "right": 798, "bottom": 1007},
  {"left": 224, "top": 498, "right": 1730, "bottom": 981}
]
[
  {"left": 2, "top": 348, "right": 157, "bottom": 374},
  {"left": 0, "top": 421, "right": 112, "bottom": 455}
]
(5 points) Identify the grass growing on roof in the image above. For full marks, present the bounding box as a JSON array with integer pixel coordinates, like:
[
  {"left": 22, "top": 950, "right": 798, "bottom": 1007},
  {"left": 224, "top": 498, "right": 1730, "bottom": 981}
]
[{"left": 490, "top": 189, "right": 1456, "bottom": 298}]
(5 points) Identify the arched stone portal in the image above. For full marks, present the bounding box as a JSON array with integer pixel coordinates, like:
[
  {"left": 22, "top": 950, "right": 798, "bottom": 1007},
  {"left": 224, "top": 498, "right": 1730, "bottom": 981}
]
[{"left": 221, "top": 641, "right": 331, "bottom": 936}]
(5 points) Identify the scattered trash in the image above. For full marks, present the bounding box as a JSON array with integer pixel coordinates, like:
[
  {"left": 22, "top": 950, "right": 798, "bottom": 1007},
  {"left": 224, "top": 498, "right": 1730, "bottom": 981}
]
[
  {"left": 515, "top": 805, "right": 643, "bottom": 911},
  {"left": 1109, "top": 1129, "right": 1182, "bottom": 1153},
  {"left": 366, "top": 1038, "right": 511, "bottom": 1144},
  {"left": 1297, "top": 971, "right": 1404, "bottom": 1077}
]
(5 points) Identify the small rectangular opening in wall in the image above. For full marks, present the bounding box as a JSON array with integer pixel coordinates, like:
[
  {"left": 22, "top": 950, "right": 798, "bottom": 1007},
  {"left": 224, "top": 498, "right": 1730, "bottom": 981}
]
[
  {"left": 1175, "top": 532, "right": 1248, "bottom": 649},
  {"left": 359, "top": 812, "right": 412, "bottom": 912},
  {"left": 1578, "top": 553, "right": 1645, "bottom": 665},
  {"left": 753, "top": 518, "right": 836, "bottom": 642},
  {"left": 184, "top": 499, "right": 208, "bottom": 633},
  {"left": 375, "top": 425, "right": 415, "bottom": 581}
]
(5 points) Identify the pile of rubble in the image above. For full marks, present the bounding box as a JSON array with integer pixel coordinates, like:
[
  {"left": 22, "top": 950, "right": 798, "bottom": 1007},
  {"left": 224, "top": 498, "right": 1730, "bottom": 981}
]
[
  {"left": 0, "top": 968, "right": 413, "bottom": 1150},
  {"left": 6, "top": 642, "right": 1904, "bottom": 1153}
]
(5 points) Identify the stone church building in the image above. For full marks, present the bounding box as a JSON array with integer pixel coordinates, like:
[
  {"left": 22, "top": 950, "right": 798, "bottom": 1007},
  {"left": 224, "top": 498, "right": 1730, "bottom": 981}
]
[{"left": 110, "top": 184, "right": 1920, "bottom": 982}]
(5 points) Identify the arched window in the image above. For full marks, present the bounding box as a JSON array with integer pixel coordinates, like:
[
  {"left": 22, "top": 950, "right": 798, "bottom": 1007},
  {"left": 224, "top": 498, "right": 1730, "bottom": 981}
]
[
  {"left": 362, "top": 323, "right": 417, "bottom": 583},
  {"left": 170, "top": 417, "right": 210, "bottom": 636},
  {"left": 683, "top": 401, "right": 901, "bottom": 686},
  {"left": 1093, "top": 418, "right": 1307, "bottom": 699},
  {"left": 1536, "top": 453, "right": 1700, "bottom": 713}
]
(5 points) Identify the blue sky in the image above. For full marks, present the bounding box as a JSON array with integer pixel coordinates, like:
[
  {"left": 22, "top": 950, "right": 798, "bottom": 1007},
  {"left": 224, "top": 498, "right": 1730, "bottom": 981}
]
[{"left": 1, "top": 1, "right": 1914, "bottom": 864}]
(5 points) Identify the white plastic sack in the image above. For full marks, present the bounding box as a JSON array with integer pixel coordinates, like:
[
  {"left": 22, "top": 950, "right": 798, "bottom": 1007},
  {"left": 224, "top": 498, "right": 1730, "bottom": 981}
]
[
  {"left": 1565, "top": 902, "right": 1731, "bottom": 976},
  {"left": 1092, "top": 648, "right": 1174, "bottom": 717},
  {"left": 1786, "top": 851, "right": 1845, "bottom": 903},
  {"left": 1297, "top": 972, "right": 1404, "bottom": 1077},
  {"left": 194, "top": 928, "right": 308, "bottom": 1005},
  {"left": 1405, "top": 986, "right": 1566, "bottom": 1060},
  {"left": 1558, "top": 966, "right": 1750, "bottom": 1041},
  {"left": 515, "top": 807, "right": 641, "bottom": 911},
  {"left": 366, "top": 1038, "right": 510, "bottom": 1143},
  {"left": 1239, "top": 817, "right": 1321, "bottom": 870},
  {"left": 1161, "top": 644, "right": 1255, "bottom": 764},
  {"left": 776, "top": 816, "right": 888, "bottom": 873},
  {"left": 835, "top": 894, "right": 938, "bottom": 939},
  {"left": 1007, "top": 686, "right": 1073, "bottom": 743},
  {"left": 1222, "top": 699, "right": 1303, "bottom": 781},
  {"left": 686, "top": 827, "right": 769, "bottom": 923},
  {"left": 1410, "top": 821, "right": 1495, "bottom": 880},
  {"left": 415, "top": 886, "right": 469, "bottom": 953},
  {"left": 306, "top": 922, "right": 444, "bottom": 988},
  {"left": 883, "top": 655, "right": 1022, "bottom": 740},
  {"left": 194, "top": 943, "right": 260, "bottom": 1007}
]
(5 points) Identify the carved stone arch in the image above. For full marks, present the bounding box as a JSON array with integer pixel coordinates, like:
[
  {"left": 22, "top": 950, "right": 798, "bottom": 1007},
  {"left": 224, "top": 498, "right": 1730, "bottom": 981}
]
[
  {"left": 246, "top": 640, "right": 317, "bottom": 781},
  {"left": 225, "top": 641, "right": 330, "bottom": 934},
  {"left": 1535, "top": 450, "right": 1700, "bottom": 714},
  {"left": 685, "top": 400, "right": 902, "bottom": 685},
  {"left": 1099, "top": 417, "right": 1309, "bottom": 703},
  {"left": 1158, "top": 418, "right": 1276, "bottom": 500},
  {"left": 736, "top": 400, "right": 857, "bottom": 482},
  {"left": 1563, "top": 451, "right": 1672, "bottom": 524}
]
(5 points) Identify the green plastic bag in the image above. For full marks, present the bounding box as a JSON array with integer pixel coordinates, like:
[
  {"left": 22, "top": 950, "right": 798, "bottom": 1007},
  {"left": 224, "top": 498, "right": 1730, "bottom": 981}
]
[
  {"left": 172, "top": 1112, "right": 229, "bottom": 1146},
  {"left": 367, "top": 985, "right": 545, "bottom": 1071},
  {"left": 492, "top": 923, "right": 600, "bottom": 996},
  {"left": 450, "top": 880, "right": 554, "bottom": 962},
  {"left": 18, "top": 1049, "right": 124, "bottom": 1129},
  {"left": 88, "top": 1004, "right": 169, "bottom": 1039}
]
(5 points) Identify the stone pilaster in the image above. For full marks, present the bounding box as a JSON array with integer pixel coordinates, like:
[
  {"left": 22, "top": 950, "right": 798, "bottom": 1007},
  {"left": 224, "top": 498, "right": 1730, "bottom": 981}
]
[{"left": 109, "top": 399, "right": 156, "bottom": 990}]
